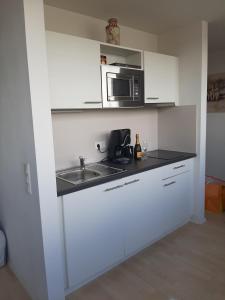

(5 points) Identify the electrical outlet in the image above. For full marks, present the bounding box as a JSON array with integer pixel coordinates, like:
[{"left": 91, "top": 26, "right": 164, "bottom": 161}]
[{"left": 95, "top": 141, "right": 106, "bottom": 151}]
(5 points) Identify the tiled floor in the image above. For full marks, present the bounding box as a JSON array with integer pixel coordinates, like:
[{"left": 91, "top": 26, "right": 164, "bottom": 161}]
[{"left": 0, "top": 212, "right": 225, "bottom": 300}]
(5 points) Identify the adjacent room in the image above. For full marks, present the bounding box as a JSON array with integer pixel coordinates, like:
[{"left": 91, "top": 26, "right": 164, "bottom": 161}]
[{"left": 0, "top": 1, "right": 224, "bottom": 300}]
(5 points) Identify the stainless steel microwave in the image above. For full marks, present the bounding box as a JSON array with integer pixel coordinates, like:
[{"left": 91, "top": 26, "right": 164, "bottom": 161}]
[{"left": 101, "top": 65, "right": 144, "bottom": 108}]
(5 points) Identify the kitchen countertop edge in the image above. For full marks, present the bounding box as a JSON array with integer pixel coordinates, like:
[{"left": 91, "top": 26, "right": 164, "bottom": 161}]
[{"left": 57, "top": 152, "right": 196, "bottom": 197}]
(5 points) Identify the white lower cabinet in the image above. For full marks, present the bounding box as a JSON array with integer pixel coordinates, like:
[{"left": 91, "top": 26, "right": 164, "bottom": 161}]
[
  {"left": 63, "top": 179, "right": 126, "bottom": 288},
  {"left": 160, "top": 171, "right": 192, "bottom": 231},
  {"left": 124, "top": 166, "right": 192, "bottom": 256},
  {"left": 62, "top": 159, "right": 194, "bottom": 290},
  {"left": 124, "top": 170, "right": 161, "bottom": 256}
]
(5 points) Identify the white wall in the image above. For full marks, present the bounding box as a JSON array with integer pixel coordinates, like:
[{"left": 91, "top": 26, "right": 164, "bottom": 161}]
[
  {"left": 158, "top": 106, "right": 197, "bottom": 153},
  {"left": 23, "top": 1, "right": 65, "bottom": 299},
  {"left": 0, "top": 1, "right": 64, "bottom": 300},
  {"left": 158, "top": 21, "right": 208, "bottom": 224},
  {"left": 208, "top": 51, "right": 225, "bottom": 74},
  {"left": 206, "top": 113, "right": 225, "bottom": 180},
  {"left": 206, "top": 51, "right": 225, "bottom": 180},
  {"left": 44, "top": 5, "right": 159, "bottom": 169},
  {"left": 0, "top": 0, "right": 47, "bottom": 299},
  {"left": 52, "top": 110, "right": 158, "bottom": 170},
  {"left": 44, "top": 5, "right": 158, "bottom": 51}
]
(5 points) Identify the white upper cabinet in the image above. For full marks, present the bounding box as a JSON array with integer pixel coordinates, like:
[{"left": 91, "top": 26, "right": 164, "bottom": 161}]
[
  {"left": 144, "top": 51, "right": 179, "bottom": 105},
  {"left": 46, "top": 31, "right": 102, "bottom": 109},
  {"left": 46, "top": 31, "right": 179, "bottom": 109}
]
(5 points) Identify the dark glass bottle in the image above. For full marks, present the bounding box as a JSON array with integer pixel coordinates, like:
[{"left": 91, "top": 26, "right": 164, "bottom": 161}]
[{"left": 134, "top": 133, "right": 142, "bottom": 160}]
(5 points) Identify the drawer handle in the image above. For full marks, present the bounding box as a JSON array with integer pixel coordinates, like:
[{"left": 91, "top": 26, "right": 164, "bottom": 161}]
[
  {"left": 164, "top": 181, "right": 176, "bottom": 187},
  {"left": 124, "top": 179, "right": 140, "bottom": 185},
  {"left": 146, "top": 97, "right": 159, "bottom": 100},
  {"left": 83, "top": 101, "right": 102, "bottom": 104},
  {"left": 173, "top": 164, "right": 185, "bottom": 170},
  {"left": 104, "top": 184, "right": 124, "bottom": 192}
]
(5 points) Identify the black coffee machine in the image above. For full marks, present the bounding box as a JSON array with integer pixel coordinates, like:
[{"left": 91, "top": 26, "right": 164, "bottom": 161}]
[{"left": 108, "top": 129, "right": 133, "bottom": 164}]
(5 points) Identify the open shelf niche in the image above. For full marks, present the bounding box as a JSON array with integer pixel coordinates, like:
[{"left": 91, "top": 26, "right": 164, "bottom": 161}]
[{"left": 100, "top": 43, "right": 143, "bottom": 69}]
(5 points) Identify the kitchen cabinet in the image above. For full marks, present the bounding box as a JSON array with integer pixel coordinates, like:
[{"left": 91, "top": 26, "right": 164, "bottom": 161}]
[
  {"left": 46, "top": 31, "right": 180, "bottom": 109},
  {"left": 124, "top": 169, "right": 162, "bottom": 256},
  {"left": 144, "top": 51, "right": 179, "bottom": 105},
  {"left": 62, "top": 158, "right": 194, "bottom": 290},
  {"left": 124, "top": 162, "right": 192, "bottom": 256},
  {"left": 154, "top": 161, "right": 193, "bottom": 233},
  {"left": 46, "top": 31, "right": 102, "bottom": 109},
  {"left": 160, "top": 171, "right": 192, "bottom": 231},
  {"left": 153, "top": 160, "right": 193, "bottom": 234},
  {"left": 63, "top": 178, "right": 125, "bottom": 288}
]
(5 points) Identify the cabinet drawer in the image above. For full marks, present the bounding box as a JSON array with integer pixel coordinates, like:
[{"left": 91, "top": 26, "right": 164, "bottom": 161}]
[
  {"left": 160, "top": 171, "right": 192, "bottom": 230},
  {"left": 158, "top": 158, "right": 193, "bottom": 180}
]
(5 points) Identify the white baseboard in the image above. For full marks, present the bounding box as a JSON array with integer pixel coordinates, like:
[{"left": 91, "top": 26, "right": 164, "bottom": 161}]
[{"left": 190, "top": 214, "right": 206, "bottom": 224}]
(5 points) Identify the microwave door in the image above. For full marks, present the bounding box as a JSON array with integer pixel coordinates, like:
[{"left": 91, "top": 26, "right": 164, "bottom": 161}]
[{"left": 107, "top": 73, "right": 133, "bottom": 101}]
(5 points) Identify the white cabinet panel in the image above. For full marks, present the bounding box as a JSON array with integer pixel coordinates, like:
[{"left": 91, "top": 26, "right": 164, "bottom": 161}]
[
  {"left": 144, "top": 51, "right": 178, "bottom": 104},
  {"left": 160, "top": 171, "right": 192, "bottom": 230},
  {"left": 125, "top": 160, "right": 193, "bottom": 256},
  {"left": 62, "top": 159, "right": 194, "bottom": 290},
  {"left": 63, "top": 179, "right": 125, "bottom": 288},
  {"left": 152, "top": 160, "right": 193, "bottom": 232},
  {"left": 124, "top": 170, "right": 161, "bottom": 256},
  {"left": 46, "top": 31, "right": 102, "bottom": 109},
  {"left": 158, "top": 159, "right": 193, "bottom": 180}
]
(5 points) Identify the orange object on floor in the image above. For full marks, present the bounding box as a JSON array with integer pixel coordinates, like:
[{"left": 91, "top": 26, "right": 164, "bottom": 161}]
[
  {"left": 205, "top": 183, "right": 225, "bottom": 213},
  {"left": 222, "top": 187, "right": 225, "bottom": 210}
]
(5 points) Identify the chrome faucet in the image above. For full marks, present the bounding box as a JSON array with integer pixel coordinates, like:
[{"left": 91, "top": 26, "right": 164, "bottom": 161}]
[{"left": 79, "top": 156, "right": 85, "bottom": 171}]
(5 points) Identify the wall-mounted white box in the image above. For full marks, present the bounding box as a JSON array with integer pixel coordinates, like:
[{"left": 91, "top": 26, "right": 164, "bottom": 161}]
[{"left": 0, "top": 231, "right": 6, "bottom": 268}]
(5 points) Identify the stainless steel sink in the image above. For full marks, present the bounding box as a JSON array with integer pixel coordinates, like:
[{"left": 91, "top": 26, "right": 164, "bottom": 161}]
[
  {"left": 57, "top": 169, "right": 101, "bottom": 184},
  {"left": 56, "top": 163, "right": 125, "bottom": 185}
]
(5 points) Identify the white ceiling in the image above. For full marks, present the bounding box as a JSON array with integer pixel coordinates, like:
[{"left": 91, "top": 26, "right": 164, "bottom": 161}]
[{"left": 45, "top": 0, "right": 225, "bottom": 52}]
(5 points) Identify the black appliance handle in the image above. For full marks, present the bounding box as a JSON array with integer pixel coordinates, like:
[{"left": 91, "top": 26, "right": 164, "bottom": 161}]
[{"left": 121, "top": 134, "right": 131, "bottom": 147}]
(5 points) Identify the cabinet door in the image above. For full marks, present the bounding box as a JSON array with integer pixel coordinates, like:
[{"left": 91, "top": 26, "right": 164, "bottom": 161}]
[
  {"left": 160, "top": 171, "right": 192, "bottom": 232},
  {"left": 144, "top": 51, "right": 178, "bottom": 104},
  {"left": 46, "top": 31, "right": 102, "bottom": 109},
  {"left": 63, "top": 180, "right": 125, "bottom": 288},
  {"left": 124, "top": 165, "right": 193, "bottom": 257},
  {"left": 124, "top": 170, "right": 162, "bottom": 256}
]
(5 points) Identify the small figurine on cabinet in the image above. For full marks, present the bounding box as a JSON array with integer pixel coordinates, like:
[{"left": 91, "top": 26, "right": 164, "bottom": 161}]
[{"left": 106, "top": 18, "right": 120, "bottom": 45}]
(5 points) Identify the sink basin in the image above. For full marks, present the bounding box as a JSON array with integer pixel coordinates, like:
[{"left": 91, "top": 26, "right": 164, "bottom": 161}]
[
  {"left": 57, "top": 169, "right": 101, "bottom": 184},
  {"left": 56, "top": 163, "right": 125, "bottom": 185}
]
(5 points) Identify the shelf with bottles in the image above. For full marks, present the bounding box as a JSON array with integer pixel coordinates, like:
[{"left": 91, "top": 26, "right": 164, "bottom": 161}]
[{"left": 100, "top": 43, "right": 143, "bottom": 70}]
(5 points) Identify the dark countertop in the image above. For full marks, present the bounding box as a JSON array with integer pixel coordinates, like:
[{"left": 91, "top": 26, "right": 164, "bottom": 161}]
[{"left": 56, "top": 150, "right": 196, "bottom": 196}]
